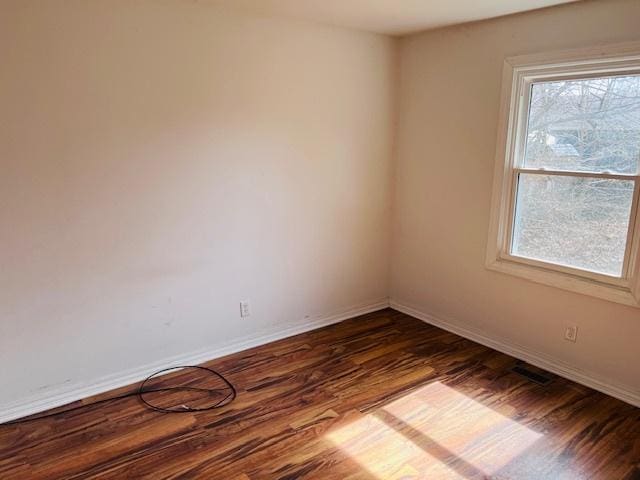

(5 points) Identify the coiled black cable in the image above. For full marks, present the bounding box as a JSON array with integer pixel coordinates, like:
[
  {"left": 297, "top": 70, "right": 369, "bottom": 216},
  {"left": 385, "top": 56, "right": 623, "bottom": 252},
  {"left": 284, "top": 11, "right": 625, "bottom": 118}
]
[{"left": 1, "top": 365, "right": 236, "bottom": 425}]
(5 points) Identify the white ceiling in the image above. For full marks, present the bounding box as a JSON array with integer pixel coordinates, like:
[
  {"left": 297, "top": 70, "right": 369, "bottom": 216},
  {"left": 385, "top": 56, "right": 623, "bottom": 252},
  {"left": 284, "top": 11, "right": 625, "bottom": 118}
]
[{"left": 208, "top": 0, "right": 579, "bottom": 36}]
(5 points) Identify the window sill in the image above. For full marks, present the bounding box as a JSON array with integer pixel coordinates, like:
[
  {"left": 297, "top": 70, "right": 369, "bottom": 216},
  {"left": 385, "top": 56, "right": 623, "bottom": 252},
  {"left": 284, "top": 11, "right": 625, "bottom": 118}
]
[{"left": 486, "top": 257, "right": 640, "bottom": 308}]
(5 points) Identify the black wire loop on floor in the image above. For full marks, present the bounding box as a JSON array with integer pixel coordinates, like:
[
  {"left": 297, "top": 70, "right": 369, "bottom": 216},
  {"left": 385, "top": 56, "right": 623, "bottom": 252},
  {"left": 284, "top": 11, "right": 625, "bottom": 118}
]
[{"left": 2, "top": 365, "right": 236, "bottom": 425}]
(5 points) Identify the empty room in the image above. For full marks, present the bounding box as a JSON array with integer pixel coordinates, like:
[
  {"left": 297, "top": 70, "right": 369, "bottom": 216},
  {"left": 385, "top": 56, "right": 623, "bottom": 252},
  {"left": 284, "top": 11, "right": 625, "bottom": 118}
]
[{"left": 2, "top": 0, "right": 640, "bottom": 478}]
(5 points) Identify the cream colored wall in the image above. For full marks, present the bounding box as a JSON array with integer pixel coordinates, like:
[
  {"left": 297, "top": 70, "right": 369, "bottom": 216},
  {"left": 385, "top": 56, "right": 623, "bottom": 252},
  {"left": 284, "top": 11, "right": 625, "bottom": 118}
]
[
  {"left": 391, "top": 0, "right": 640, "bottom": 395},
  {"left": 0, "top": 1, "right": 395, "bottom": 405},
  {"left": 3, "top": 0, "right": 638, "bottom": 414}
]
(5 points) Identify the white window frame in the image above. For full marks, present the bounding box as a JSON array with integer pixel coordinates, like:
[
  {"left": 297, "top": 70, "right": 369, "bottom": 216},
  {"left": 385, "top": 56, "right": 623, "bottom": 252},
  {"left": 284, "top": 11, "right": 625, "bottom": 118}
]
[{"left": 486, "top": 42, "right": 640, "bottom": 307}]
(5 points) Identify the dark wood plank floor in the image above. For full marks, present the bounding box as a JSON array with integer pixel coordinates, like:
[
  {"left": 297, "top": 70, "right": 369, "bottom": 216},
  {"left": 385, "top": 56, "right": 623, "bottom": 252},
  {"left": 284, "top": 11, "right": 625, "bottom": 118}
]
[{"left": 1, "top": 308, "right": 639, "bottom": 479}]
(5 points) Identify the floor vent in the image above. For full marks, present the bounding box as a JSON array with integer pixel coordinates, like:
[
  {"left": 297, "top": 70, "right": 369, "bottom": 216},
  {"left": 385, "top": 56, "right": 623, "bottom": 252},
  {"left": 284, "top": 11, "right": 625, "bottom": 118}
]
[{"left": 510, "top": 363, "right": 554, "bottom": 386}]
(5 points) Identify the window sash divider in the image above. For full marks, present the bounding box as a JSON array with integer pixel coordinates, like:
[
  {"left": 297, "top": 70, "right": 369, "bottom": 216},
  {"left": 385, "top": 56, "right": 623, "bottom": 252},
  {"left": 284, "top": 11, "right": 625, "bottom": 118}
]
[{"left": 513, "top": 168, "right": 639, "bottom": 181}]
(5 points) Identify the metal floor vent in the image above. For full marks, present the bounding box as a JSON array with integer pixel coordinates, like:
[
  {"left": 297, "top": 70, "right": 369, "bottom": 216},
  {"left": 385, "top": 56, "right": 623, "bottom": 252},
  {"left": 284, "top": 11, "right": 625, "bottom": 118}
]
[{"left": 510, "top": 363, "right": 554, "bottom": 386}]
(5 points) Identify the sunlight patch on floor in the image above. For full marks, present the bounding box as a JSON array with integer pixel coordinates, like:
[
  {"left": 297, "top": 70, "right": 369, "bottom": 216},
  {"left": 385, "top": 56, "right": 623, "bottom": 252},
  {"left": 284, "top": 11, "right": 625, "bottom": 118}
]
[
  {"left": 327, "top": 413, "right": 466, "bottom": 479},
  {"left": 327, "top": 381, "right": 543, "bottom": 479}
]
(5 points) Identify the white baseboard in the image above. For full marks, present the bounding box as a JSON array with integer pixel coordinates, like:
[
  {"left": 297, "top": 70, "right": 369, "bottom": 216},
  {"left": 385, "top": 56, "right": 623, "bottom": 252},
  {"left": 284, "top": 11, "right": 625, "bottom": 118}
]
[
  {"left": 390, "top": 299, "right": 640, "bottom": 408},
  {"left": 0, "top": 298, "right": 390, "bottom": 424},
  {"left": 7, "top": 297, "right": 634, "bottom": 424}
]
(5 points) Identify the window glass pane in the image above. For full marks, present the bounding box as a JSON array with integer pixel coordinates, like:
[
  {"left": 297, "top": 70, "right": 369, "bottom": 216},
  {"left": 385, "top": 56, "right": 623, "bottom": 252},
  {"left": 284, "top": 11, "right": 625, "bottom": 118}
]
[
  {"left": 524, "top": 75, "right": 640, "bottom": 174},
  {"left": 512, "top": 174, "right": 634, "bottom": 276}
]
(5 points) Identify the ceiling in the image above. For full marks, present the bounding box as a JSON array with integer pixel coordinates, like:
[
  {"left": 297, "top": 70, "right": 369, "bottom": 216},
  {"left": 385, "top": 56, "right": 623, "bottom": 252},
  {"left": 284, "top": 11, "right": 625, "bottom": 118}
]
[{"left": 207, "top": 0, "right": 579, "bottom": 36}]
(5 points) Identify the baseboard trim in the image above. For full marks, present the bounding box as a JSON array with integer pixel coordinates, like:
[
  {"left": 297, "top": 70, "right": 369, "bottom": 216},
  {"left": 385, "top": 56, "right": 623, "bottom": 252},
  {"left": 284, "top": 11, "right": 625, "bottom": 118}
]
[
  {"left": 0, "top": 298, "right": 390, "bottom": 424},
  {"left": 390, "top": 299, "right": 640, "bottom": 408}
]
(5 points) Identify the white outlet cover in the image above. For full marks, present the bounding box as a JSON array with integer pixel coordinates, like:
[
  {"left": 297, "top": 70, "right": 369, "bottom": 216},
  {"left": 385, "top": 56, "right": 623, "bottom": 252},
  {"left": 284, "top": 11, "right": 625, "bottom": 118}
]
[{"left": 564, "top": 326, "right": 578, "bottom": 342}]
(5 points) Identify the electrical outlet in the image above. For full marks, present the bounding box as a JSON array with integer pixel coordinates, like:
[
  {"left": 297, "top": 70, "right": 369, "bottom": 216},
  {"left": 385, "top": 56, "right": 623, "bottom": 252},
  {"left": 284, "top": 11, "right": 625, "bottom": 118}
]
[
  {"left": 240, "top": 300, "right": 251, "bottom": 318},
  {"left": 564, "top": 325, "right": 578, "bottom": 343}
]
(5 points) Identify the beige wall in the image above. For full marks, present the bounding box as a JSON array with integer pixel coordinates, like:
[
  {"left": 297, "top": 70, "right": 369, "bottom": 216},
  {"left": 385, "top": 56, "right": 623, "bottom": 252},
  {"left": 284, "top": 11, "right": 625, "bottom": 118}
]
[
  {"left": 3, "top": 0, "right": 639, "bottom": 414},
  {"left": 391, "top": 0, "right": 640, "bottom": 396},
  {"left": 0, "top": 1, "right": 395, "bottom": 406}
]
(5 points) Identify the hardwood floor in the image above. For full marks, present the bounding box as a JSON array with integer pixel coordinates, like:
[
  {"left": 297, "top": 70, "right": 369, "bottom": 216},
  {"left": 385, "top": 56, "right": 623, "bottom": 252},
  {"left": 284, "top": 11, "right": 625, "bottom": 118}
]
[{"left": 1, "top": 308, "right": 639, "bottom": 479}]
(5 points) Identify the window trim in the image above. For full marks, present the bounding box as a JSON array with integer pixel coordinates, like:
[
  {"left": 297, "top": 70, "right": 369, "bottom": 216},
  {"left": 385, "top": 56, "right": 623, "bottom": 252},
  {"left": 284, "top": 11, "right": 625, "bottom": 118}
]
[{"left": 486, "top": 42, "right": 640, "bottom": 307}]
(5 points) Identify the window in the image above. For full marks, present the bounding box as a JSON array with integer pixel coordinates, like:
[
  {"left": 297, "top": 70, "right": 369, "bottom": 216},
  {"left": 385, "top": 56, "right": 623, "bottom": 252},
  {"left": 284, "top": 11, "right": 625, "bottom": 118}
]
[{"left": 487, "top": 43, "right": 640, "bottom": 306}]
